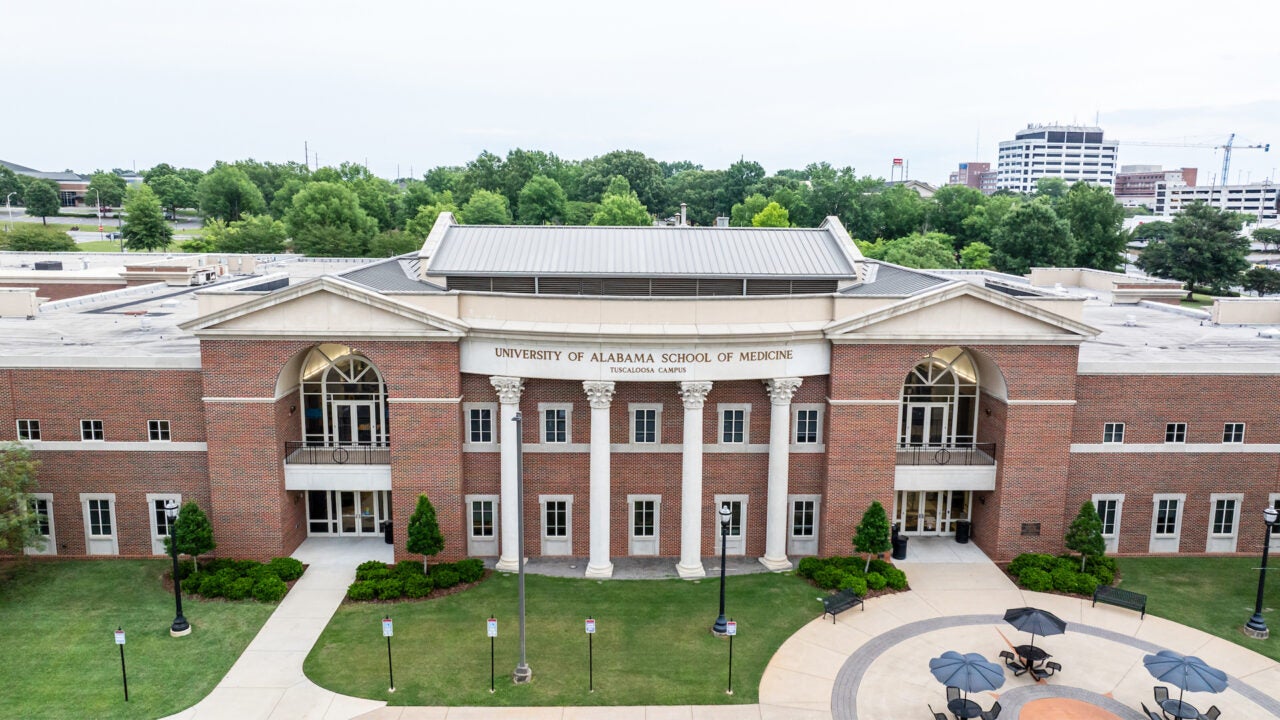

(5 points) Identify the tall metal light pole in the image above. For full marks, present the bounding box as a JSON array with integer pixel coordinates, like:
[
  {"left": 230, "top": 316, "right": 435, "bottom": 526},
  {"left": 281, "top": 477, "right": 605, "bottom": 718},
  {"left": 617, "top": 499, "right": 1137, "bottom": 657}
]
[
  {"left": 90, "top": 188, "right": 103, "bottom": 244},
  {"left": 1244, "top": 507, "right": 1279, "bottom": 639},
  {"left": 165, "top": 500, "right": 191, "bottom": 637},
  {"left": 512, "top": 411, "right": 532, "bottom": 683},
  {"left": 5, "top": 192, "right": 14, "bottom": 231},
  {"left": 713, "top": 503, "right": 732, "bottom": 634}
]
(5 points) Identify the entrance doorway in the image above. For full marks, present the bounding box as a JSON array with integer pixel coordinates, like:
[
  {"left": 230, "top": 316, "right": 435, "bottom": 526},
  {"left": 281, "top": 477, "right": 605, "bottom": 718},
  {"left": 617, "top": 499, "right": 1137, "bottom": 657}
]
[
  {"left": 903, "top": 402, "right": 949, "bottom": 447},
  {"left": 332, "top": 401, "right": 379, "bottom": 445},
  {"left": 306, "top": 490, "right": 391, "bottom": 536},
  {"left": 894, "top": 490, "right": 971, "bottom": 535}
]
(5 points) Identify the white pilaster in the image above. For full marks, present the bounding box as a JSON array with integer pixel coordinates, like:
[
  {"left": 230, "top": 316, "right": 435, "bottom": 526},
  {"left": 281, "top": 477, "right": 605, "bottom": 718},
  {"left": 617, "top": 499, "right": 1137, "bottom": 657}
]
[
  {"left": 491, "top": 376, "right": 524, "bottom": 573},
  {"left": 676, "top": 381, "right": 713, "bottom": 578},
  {"left": 583, "top": 381, "right": 617, "bottom": 579},
  {"left": 761, "top": 378, "right": 802, "bottom": 571}
]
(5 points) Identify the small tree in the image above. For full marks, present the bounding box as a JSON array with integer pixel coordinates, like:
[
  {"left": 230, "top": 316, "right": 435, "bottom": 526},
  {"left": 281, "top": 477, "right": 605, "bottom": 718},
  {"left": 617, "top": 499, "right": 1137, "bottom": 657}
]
[
  {"left": 1064, "top": 501, "right": 1106, "bottom": 572},
  {"left": 406, "top": 494, "right": 445, "bottom": 571},
  {"left": 22, "top": 178, "right": 61, "bottom": 225},
  {"left": 122, "top": 184, "right": 173, "bottom": 252},
  {"left": 853, "top": 500, "right": 892, "bottom": 573},
  {"left": 0, "top": 444, "right": 42, "bottom": 553},
  {"left": 165, "top": 501, "right": 216, "bottom": 572}
]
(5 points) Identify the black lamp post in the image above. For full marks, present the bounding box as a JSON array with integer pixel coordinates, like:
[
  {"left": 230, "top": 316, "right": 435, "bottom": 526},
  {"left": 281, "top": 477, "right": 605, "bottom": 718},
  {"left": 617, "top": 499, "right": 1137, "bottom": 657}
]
[
  {"left": 165, "top": 500, "right": 191, "bottom": 637},
  {"left": 1244, "top": 507, "right": 1279, "bottom": 639},
  {"left": 713, "top": 503, "right": 732, "bottom": 635}
]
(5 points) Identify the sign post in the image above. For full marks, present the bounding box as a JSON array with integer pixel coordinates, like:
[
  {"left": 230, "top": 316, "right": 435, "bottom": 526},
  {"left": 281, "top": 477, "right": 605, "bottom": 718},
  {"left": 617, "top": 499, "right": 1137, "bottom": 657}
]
[
  {"left": 114, "top": 627, "right": 128, "bottom": 702},
  {"left": 585, "top": 616, "right": 596, "bottom": 693},
  {"left": 382, "top": 616, "right": 395, "bottom": 692},
  {"left": 487, "top": 616, "right": 498, "bottom": 693},
  {"left": 725, "top": 619, "right": 737, "bottom": 696}
]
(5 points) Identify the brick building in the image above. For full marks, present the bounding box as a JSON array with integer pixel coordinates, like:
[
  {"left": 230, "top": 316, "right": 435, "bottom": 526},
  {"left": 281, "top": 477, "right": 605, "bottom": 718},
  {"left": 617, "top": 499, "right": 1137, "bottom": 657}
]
[{"left": 4, "top": 216, "right": 1279, "bottom": 574}]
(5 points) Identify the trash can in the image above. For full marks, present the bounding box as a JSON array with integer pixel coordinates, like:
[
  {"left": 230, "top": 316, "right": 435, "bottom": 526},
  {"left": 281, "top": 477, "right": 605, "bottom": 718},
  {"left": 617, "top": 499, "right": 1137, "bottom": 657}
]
[
  {"left": 892, "top": 534, "right": 908, "bottom": 560},
  {"left": 381, "top": 520, "right": 393, "bottom": 545},
  {"left": 955, "top": 520, "right": 971, "bottom": 544}
]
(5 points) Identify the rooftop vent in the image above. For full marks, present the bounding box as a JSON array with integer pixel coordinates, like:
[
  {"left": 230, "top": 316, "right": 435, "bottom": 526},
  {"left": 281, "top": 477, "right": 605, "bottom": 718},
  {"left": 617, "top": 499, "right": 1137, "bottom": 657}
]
[
  {"left": 1123, "top": 314, "right": 1138, "bottom": 327},
  {"left": 1259, "top": 328, "right": 1280, "bottom": 339}
]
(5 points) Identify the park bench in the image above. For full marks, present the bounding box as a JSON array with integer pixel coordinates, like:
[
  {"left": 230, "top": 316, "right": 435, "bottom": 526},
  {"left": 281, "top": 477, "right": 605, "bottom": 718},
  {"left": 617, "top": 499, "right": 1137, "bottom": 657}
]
[
  {"left": 819, "top": 588, "right": 864, "bottom": 623},
  {"left": 1092, "top": 585, "right": 1147, "bottom": 618}
]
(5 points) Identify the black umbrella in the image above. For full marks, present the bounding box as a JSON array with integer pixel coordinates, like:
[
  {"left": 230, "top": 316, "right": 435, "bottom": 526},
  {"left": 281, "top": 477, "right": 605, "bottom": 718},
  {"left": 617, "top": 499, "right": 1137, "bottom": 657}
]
[
  {"left": 929, "top": 651, "right": 1005, "bottom": 698},
  {"left": 1003, "top": 607, "right": 1067, "bottom": 654},
  {"left": 1144, "top": 650, "right": 1228, "bottom": 707}
]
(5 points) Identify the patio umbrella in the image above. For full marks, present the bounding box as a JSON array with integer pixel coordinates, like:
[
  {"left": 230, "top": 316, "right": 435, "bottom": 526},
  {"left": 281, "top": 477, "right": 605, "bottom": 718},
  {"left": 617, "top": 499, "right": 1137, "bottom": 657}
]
[
  {"left": 1003, "top": 607, "right": 1067, "bottom": 654},
  {"left": 929, "top": 651, "right": 1006, "bottom": 698},
  {"left": 1143, "top": 650, "right": 1228, "bottom": 706}
]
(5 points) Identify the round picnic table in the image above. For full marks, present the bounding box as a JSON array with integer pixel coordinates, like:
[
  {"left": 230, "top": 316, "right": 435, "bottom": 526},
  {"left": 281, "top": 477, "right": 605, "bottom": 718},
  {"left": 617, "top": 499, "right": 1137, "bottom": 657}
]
[{"left": 947, "top": 697, "right": 983, "bottom": 719}]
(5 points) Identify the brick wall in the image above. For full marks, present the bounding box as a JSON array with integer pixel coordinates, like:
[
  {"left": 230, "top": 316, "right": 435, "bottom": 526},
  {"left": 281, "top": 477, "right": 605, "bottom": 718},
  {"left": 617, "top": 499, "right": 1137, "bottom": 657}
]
[{"left": 0, "top": 281, "right": 127, "bottom": 301}]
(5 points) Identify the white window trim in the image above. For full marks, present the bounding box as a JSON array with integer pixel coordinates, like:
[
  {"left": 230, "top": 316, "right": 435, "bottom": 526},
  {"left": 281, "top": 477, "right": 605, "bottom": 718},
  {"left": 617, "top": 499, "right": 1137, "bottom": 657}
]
[
  {"left": 788, "top": 494, "right": 821, "bottom": 538},
  {"left": 1164, "top": 422, "right": 1187, "bottom": 444},
  {"left": 148, "top": 420, "right": 171, "bottom": 443},
  {"left": 145, "top": 492, "right": 182, "bottom": 555},
  {"left": 538, "top": 403, "right": 573, "bottom": 444},
  {"left": 462, "top": 403, "right": 498, "bottom": 446},
  {"left": 16, "top": 419, "right": 41, "bottom": 442},
  {"left": 717, "top": 404, "right": 751, "bottom": 445},
  {"left": 629, "top": 403, "right": 663, "bottom": 445},
  {"left": 627, "top": 494, "right": 661, "bottom": 539},
  {"left": 538, "top": 494, "right": 573, "bottom": 539},
  {"left": 1092, "top": 493, "right": 1124, "bottom": 539},
  {"left": 80, "top": 419, "right": 104, "bottom": 442},
  {"left": 1223, "top": 422, "right": 1246, "bottom": 444},
  {"left": 713, "top": 493, "right": 749, "bottom": 537},
  {"left": 1208, "top": 493, "right": 1244, "bottom": 540},
  {"left": 465, "top": 494, "right": 499, "bottom": 538},
  {"left": 25, "top": 492, "right": 55, "bottom": 556},
  {"left": 1270, "top": 493, "right": 1280, "bottom": 550},
  {"left": 1151, "top": 493, "right": 1186, "bottom": 540},
  {"left": 1102, "top": 422, "right": 1125, "bottom": 444},
  {"left": 79, "top": 492, "right": 119, "bottom": 554},
  {"left": 792, "top": 404, "right": 824, "bottom": 447}
]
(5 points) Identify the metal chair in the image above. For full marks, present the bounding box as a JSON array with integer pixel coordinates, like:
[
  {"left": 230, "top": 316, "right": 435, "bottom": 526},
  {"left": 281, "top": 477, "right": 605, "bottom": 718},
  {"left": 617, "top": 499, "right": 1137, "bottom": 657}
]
[
  {"left": 947, "top": 686, "right": 961, "bottom": 703},
  {"left": 1140, "top": 703, "right": 1163, "bottom": 720},
  {"left": 1202, "top": 706, "right": 1220, "bottom": 720},
  {"left": 980, "top": 700, "right": 1002, "bottom": 720},
  {"left": 1154, "top": 686, "right": 1169, "bottom": 704},
  {"left": 927, "top": 704, "right": 948, "bottom": 720},
  {"left": 1037, "top": 660, "right": 1062, "bottom": 678},
  {"left": 999, "top": 650, "right": 1028, "bottom": 677}
]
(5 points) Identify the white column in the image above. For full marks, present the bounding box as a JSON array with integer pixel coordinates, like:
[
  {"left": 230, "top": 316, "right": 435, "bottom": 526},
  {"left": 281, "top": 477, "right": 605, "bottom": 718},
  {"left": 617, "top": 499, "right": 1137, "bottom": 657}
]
[
  {"left": 761, "top": 378, "right": 802, "bottom": 571},
  {"left": 583, "top": 381, "right": 617, "bottom": 578},
  {"left": 676, "top": 381, "right": 713, "bottom": 578},
  {"left": 491, "top": 376, "right": 524, "bottom": 573}
]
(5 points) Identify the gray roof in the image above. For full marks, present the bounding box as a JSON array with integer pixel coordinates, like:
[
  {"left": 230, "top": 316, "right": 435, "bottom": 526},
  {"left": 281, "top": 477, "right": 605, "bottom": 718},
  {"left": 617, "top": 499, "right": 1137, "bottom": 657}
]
[
  {"left": 840, "top": 262, "right": 953, "bottom": 296},
  {"left": 339, "top": 256, "right": 442, "bottom": 292},
  {"left": 425, "top": 225, "right": 859, "bottom": 278},
  {"left": 1, "top": 159, "right": 84, "bottom": 182}
]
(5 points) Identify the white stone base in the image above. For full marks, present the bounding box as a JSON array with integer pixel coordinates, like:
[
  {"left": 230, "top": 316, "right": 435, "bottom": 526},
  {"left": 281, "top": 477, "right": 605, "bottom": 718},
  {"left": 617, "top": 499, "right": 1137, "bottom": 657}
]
[
  {"left": 495, "top": 557, "right": 520, "bottom": 573},
  {"left": 676, "top": 562, "right": 707, "bottom": 579},
  {"left": 758, "top": 555, "right": 793, "bottom": 572},
  {"left": 170, "top": 625, "right": 192, "bottom": 637},
  {"left": 584, "top": 562, "right": 614, "bottom": 579}
]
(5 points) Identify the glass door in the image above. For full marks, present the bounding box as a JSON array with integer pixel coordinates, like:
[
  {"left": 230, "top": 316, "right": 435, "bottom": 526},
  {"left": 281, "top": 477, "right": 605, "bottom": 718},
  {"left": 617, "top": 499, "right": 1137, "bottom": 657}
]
[
  {"left": 332, "top": 401, "right": 377, "bottom": 445},
  {"left": 904, "top": 403, "right": 950, "bottom": 447},
  {"left": 715, "top": 497, "right": 747, "bottom": 555},
  {"left": 938, "top": 491, "right": 970, "bottom": 534}
]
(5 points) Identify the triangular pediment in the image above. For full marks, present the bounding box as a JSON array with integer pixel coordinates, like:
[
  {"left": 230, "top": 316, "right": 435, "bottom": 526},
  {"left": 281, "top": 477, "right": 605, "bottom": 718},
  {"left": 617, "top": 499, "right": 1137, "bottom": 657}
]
[
  {"left": 826, "top": 281, "right": 1097, "bottom": 343},
  {"left": 181, "top": 275, "right": 467, "bottom": 338}
]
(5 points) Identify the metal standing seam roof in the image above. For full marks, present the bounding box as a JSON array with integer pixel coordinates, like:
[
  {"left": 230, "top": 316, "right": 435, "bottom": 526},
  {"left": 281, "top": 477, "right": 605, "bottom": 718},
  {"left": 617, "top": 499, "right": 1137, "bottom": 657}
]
[
  {"left": 424, "top": 225, "right": 860, "bottom": 278},
  {"left": 339, "top": 256, "right": 443, "bottom": 292},
  {"left": 839, "top": 262, "right": 954, "bottom": 296}
]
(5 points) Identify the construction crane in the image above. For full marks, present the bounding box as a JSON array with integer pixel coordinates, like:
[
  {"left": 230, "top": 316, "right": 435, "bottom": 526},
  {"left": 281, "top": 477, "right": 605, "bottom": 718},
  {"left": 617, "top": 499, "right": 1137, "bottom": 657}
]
[{"left": 1117, "top": 134, "right": 1270, "bottom": 186}]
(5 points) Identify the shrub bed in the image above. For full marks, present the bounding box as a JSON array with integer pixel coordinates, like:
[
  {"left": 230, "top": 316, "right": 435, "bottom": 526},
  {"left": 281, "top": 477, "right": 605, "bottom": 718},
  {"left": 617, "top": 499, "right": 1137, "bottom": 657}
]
[
  {"left": 1005, "top": 552, "right": 1116, "bottom": 596},
  {"left": 347, "top": 558, "right": 486, "bottom": 602},
  {"left": 175, "top": 556, "right": 304, "bottom": 603},
  {"left": 795, "top": 556, "right": 909, "bottom": 597}
]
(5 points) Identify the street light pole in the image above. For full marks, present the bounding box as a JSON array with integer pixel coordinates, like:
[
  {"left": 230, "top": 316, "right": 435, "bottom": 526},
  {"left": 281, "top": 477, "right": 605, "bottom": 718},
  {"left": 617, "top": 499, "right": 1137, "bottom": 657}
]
[
  {"left": 5, "top": 192, "right": 14, "bottom": 232},
  {"left": 713, "top": 503, "right": 731, "bottom": 634},
  {"left": 512, "top": 411, "right": 532, "bottom": 683},
  {"left": 165, "top": 500, "right": 191, "bottom": 637},
  {"left": 1244, "top": 507, "right": 1279, "bottom": 639}
]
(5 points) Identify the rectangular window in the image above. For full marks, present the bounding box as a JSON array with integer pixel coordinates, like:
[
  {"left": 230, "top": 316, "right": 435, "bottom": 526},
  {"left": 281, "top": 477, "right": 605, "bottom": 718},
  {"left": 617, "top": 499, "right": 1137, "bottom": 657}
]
[
  {"left": 544, "top": 500, "right": 567, "bottom": 537},
  {"left": 1164, "top": 422, "right": 1186, "bottom": 443},
  {"left": 791, "top": 500, "right": 815, "bottom": 537},
  {"left": 153, "top": 499, "right": 175, "bottom": 537},
  {"left": 80, "top": 419, "right": 103, "bottom": 441},
  {"left": 634, "top": 409, "right": 656, "bottom": 444},
  {"left": 148, "top": 420, "right": 171, "bottom": 442},
  {"left": 17, "top": 419, "right": 41, "bottom": 441},
  {"left": 1102, "top": 422, "right": 1125, "bottom": 444},
  {"left": 1272, "top": 495, "right": 1280, "bottom": 537},
  {"left": 721, "top": 409, "right": 745, "bottom": 444},
  {"left": 632, "top": 500, "right": 655, "bottom": 537},
  {"left": 1212, "top": 498, "right": 1237, "bottom": 536},
  {"left": 1096, "top": 498, "right": 1118, "bottom": 536},
  {"left": 795, "top": 409, "right": 819, "bottom": 444},
  {"left": 31, "top": 498, "right": 51, "bottom": 537},
  {"left": 1155, "top": 498, "right": 1179, "bottom": 536},
  {"left": 468, "top": 408, "right": 493, "bottom": 444},
  {"left": 1223, "top": 422, "right": 1245, "bottom": 443},
  {"left": 88, "top": 498, "right": 113, "bottom": 536},
  {"left": 471, "top": 500, "right": 494, "bottom": 537},
  {"left": 543, "top": 409, "right": 567, "bottom": 443}
]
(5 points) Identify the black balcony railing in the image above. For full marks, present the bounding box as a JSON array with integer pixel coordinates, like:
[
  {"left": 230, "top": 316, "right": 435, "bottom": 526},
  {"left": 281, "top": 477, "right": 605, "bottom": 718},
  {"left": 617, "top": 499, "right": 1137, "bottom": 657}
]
[
  {"left": 284, "top": 441, "right": 391, "bottom": 465},
  {"left": 895, "top": 442, "right": 997, "bottom": 467}
]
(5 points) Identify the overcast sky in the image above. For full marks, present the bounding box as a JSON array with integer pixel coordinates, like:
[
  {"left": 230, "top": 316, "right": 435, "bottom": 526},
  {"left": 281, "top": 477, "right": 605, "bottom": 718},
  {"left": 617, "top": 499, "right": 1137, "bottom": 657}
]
[{"left": 6, "top": 0, "right": 1278, "bottom": 186}]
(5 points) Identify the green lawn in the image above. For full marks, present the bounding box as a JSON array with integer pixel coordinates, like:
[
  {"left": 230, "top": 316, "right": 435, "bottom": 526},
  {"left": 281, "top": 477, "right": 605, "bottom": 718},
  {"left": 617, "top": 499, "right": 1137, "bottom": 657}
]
[
  {"left": 75, "top": 239, "right": 189, "bottom": 253},
  {"left": 1179, "top": 293, "right": 1217, "bottom": 309},
  {"left": 0, "top": 560, "right": 277, "bottom": 720},
  {"left": 305, "top": 572, "right": 820, "bottom": 706},
  {"left": 1118, "top": 556, "right": 1280, "bottom": 661}
]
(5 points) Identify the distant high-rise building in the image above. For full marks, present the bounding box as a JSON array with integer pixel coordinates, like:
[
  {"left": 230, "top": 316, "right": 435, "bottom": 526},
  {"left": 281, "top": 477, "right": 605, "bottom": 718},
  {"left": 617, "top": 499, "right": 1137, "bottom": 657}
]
[
  {"left": 1155, "top": 181, "right": 1278, "bottom": 221},
  {"left": 995, "top": 124, "right": 1118, "bottom": 194},
  {"left": 947, "top": 162, "right": 990, "bottom": 189},
  {"left": 1114, "top": 166, "right": 1198, "bottom": 209}
]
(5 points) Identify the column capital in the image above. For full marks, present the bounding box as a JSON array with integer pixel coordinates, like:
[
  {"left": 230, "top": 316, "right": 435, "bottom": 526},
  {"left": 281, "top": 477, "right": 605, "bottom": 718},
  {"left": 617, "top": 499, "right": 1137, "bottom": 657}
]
[
  {"left": 678, "top": 381, "right": 713, "bottom": 409},
  {"left": 582, "top": 381, "right": 617, "bottom": 409},
  {"left": 489, "top": 376, "right": 525, "bottom": 405},
  {"left": 763, "top": 377, "right": 803, "bottom": 406}
]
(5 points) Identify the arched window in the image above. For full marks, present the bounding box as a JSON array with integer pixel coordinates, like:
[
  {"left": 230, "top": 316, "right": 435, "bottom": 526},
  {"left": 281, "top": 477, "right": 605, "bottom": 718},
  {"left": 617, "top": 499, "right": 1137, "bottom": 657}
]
[
  {"left": 300, "top": 344, "right": 389, "bottom": 447},
  {"left": 899, "top": 348, "right": 978, "bottom": 447}
]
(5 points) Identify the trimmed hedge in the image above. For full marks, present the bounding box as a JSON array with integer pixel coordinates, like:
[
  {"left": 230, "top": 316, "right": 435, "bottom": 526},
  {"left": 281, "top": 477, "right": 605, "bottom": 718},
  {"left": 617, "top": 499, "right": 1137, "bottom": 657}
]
[
  {"left": 1007, "top": 552, "right": 1116, "bottom": 596},
  {"left": 180, "top": 556, "right": 304, "bottom": 603},
  {"left": 795, "top": 555, "right": 909, "bottom": 594},
  {"left": 345, "top": 559, "right": 488, "bottom": 602}
]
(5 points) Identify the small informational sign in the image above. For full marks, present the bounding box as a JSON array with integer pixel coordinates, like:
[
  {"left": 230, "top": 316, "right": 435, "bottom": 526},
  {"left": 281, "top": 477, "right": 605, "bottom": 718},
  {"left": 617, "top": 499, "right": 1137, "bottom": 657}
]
[
  {"left": 382, "top": 618, "right": 393, "bottom": 637},
  {"left": 487, "top": 617, "right": 498, "bottom": 637},
  {"left": 114, "top": 629, "right": 126, "bottom": 645},
  {"left": 585, "top": 618, "right": 596, "bottom": 634},
  {"left": 725, "top": 620, "right": 737, "bottom": 637}
]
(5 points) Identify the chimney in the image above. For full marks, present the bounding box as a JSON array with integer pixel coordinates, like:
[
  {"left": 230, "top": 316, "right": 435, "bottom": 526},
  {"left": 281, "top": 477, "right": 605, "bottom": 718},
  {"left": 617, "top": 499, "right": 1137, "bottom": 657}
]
[
  {"left": 715, "top": 216, "right": 729, "bottom": 228},
  {"left": 680, "top": 203, "right": 687, "bottom": 227}
]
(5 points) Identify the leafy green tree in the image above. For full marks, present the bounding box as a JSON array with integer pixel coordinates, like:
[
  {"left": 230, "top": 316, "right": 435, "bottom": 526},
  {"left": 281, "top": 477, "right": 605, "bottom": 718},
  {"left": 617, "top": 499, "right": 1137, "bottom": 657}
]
[
  {"left": 501, "top": 149, "right": 574, "bottom": 208},
  {"left": 122, "top": 184, "right": 173, "bottom": 252},
  {"left": 405, "top": 192, "right": 459, "bottom": 238},
  {"left": 662, "top": 168, "right": 727, "bottom": 225},
  {"left": 86, "top": 171, "right": 127, "bottom": 208},
  {"left": 1137, "top": 202, "right": 1250, "bottom": 298},
  {"left": 1064, "top": 501, "right": 1106, "bottom": 572},
  {"left": 959, "top": 241, "right": 993, "bottom": 269},
  {"left": 164, "top": 501, "right": 216, "bottom": 570},
  {"left": 392, "top": 180, "right": 442, "bottom": 228},
  {"left": 458, "top": 189, "right": 512, "bottom": 225},
  {"left": 516, "top": 175, "right": 567, "bottom": 225},
  {"left": 1242, "top": 266, "right": 1280, "bottom": 296},
  {"left": 729, "top": 193, "right": 770, "bottom": 227},
  {"left": 852, "top": 500, "right": 892, "bottom": 573},
  {"left": 859, "top": 232, "right": 957, "bottom": 269},
  {"left": 992, "top": 200, "right": 1075, "bottom": 275},
  {"left": 0, "top": 444, "right": 42, "bottom": 553},
  {"left": 0, "top": 166, "right": 24, "bottom": 206},
  {"left": 1063, "top": 182, "right": 1126, "bottom": 271},
  {"left": 348, "top": 175, "right": 399, "bottom": 232},
  {"left": 198, "top": 164, "right": 266, "bottom": 222},
  {"left": 928, "top": 185, "right": 987, "bottom": 247},
  {"left": 1034, "top": 177, "right": 1069, "bottom": 203},
  {"left": 22, "top": 178, "right": 60, "bottom": 225},
  {"left": 722, "top": 158, "right": 766, "bottom": 206},
  {"left": 564, "top": 200, "right": 599, "bottom": 226},
  {"left": 959, "top": 194, "right": 1016, "bottom": 249},
  {"left": 179, "top": 238, "right": 216, "bottom": 253},
  {"left": 454, "top": 151, "right": 506, "bottom": 203},
  {"left": 1252, "top": 228, "right": 1280, "bottom": 253},
  {"left": 285, "top": 182, "right": 377, "bottom": 256},
  {"left": 215, "top": 213, "right": 287, "bottom": 254},
  {"left": 590, "top": 179, "right": 650, "bottom": 226},
  {"left": 1131, "top": 220, "right": 1174, "bottom": 243},
  {"left": 142, "top": 162, "right": 179, "bottom": 183},
  {"left": 870, "top": 185, "right": 928, "bottom": 240},
  {"left": 369, "top": 229, "right": 420, "bottom": 257},
  {"left": 147, "top": 174, "right": 195, "bottom": 218},
  {"left": 406, "top": 494, "right": 445, "bottom": 571},
  {"left": 423, "top": 165, "right": 464, "bottom": 195},
  {"left": 752, "top": 201, "right": 790, "bottom": 227},
  {"left": 2, "top": 224, "right": 76, "bottom": 251},
  {"left": 579, "top": 150, "right": 666, "bottom": 210}
]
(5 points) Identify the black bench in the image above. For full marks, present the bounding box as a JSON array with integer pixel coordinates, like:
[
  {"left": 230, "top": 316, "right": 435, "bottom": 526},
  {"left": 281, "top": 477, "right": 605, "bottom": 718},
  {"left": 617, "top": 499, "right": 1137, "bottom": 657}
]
[
  {"left": 1092, "top": 585, "right": 1146, "bottom": 618},
  {"left": 819, "top": 588, "right": 864, "bottom": 623}
]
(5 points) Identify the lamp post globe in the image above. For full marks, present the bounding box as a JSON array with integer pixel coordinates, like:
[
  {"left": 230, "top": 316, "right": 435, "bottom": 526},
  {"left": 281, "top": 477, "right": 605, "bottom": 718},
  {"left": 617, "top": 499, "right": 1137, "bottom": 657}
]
[
  {"left": 165, "top": 500, "right": 191, "bottom": 637},
  {"left": 713, "top": 503, "right": 732, "bottom": 635},
  {"left": 1244, "top": 506, "right": 1279, "bottom": 639}
]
